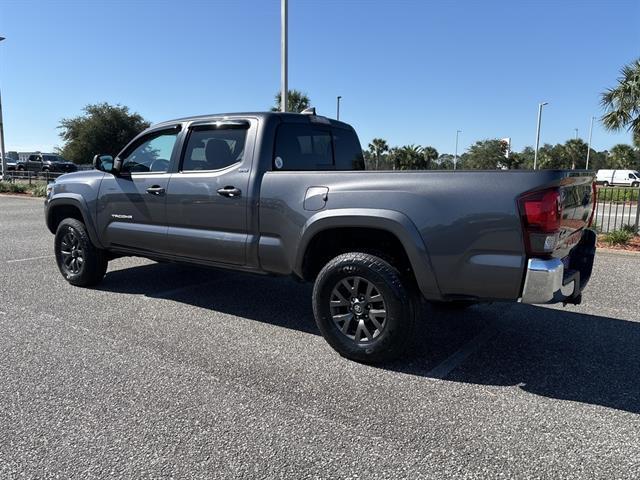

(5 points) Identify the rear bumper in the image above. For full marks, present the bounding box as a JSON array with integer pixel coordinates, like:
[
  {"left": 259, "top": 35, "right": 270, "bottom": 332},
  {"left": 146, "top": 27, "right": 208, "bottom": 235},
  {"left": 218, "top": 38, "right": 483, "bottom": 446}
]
[{"left": 520, "top": 229, "right": 596, "bottom": 305}]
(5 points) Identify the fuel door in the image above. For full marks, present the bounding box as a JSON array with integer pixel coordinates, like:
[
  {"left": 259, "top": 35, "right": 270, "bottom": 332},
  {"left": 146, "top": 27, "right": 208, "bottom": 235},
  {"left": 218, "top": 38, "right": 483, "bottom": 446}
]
[{"left": 304, "top": 186, "right": 329, "bottom": 211}]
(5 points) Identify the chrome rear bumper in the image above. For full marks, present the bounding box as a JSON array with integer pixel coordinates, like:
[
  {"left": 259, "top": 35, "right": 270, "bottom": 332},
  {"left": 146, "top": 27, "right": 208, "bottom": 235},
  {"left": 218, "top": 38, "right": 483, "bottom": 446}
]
[{"left": 520, "top": 229, "right": 596, "bottom": 305}]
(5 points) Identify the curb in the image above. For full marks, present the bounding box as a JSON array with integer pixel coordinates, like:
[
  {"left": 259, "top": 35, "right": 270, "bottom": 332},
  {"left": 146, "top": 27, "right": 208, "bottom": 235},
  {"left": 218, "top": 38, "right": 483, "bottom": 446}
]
[
  {"left": 0, "top": 193, "right": 44, "bottom": 200},
  {"left": 597, "top": 247, "right": 640, "bottom": 256}
]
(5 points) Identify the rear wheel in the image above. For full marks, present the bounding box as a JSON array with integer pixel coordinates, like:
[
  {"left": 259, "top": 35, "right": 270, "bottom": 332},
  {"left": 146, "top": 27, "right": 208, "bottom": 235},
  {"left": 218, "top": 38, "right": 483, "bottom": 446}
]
[
  {"left": 312, "top": 252, "right": 416, "bottom": 363},
  {"left": 632, "top": 182, "right": 639, "bottom": 188},
  {"left": 54, "top": 218, "right": 108, "bottom": 287},
  {"left": 602, "top": 181, "right": 609, "bottom": 187}
]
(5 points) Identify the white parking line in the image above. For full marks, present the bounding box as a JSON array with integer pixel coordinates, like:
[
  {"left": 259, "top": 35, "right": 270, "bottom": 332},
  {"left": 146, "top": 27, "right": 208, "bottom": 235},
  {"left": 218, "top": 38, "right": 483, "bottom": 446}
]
[
  {"left": 426, "top": 326, "right": 498, "bottom": 380},
  {"left": 6, "top": 254, "right": 54, "bottom": 264}
]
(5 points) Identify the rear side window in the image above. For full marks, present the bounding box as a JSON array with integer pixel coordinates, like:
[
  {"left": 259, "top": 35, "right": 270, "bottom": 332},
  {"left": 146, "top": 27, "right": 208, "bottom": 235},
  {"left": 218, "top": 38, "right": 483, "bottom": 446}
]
[
  {"left": 274, "top": 124, "right": 333, "bottom": 171},
  {"left": 333, "top": 128, "right": 364, "bottom": 170},
  {"left": 182, "top": 128, "right": 247, "bottom": 171}
]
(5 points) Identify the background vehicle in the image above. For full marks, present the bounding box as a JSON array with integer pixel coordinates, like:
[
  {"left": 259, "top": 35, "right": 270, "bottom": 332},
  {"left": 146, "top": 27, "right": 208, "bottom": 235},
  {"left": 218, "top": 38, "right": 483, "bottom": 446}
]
[
  {"left": 596, "top": 169, "right": 640, "bottom": 187},
  {"left": 44, "top": 111, "right": 597, "bottom": 363},
  {"left": 0, "top": 156, "right": 17, "bottom": 171},
  {"left": 19, "top": 153, "right": 77, "bottom": 173}
]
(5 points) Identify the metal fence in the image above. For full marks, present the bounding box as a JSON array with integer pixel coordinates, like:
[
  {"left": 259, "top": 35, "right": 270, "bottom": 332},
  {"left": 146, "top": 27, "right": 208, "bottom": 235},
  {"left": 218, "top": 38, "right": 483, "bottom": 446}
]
[
  {"left": 3, "top": 166, "right": 92, "bottom": 184},
  {"left": 592, "top": 186, "right": 640, "bottom": 233}
]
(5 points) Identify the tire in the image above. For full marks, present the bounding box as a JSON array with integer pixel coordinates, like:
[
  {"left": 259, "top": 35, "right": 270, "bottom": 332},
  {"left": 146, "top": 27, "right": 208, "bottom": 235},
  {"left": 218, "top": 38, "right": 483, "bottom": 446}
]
[
  {"left": 54, "top": 218, "right": 108, "bottom": 287},
  {"left": 312, "top": 252, "right": 416, "bottom": 363},
  {"left": 633, "top": 182, "right": 639, "bottom": 188},
  {"left": 17, "top": 166, "right": 24, "bottom": 171},
  {"left": 603, "top": 181, "right": 609, "bottom": 187}
]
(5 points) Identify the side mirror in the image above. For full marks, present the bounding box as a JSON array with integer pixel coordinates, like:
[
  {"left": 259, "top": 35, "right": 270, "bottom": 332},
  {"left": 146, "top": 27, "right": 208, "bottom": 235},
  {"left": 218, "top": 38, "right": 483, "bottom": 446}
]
[{"left": 93, "top": 154, "right": 114, "bottom": 172}]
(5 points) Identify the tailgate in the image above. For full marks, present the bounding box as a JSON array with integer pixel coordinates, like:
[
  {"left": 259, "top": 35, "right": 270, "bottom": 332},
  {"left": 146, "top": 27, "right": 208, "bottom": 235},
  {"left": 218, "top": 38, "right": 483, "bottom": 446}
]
[{"left": 554, "top": 173, "right": 595, "bottom": 258}]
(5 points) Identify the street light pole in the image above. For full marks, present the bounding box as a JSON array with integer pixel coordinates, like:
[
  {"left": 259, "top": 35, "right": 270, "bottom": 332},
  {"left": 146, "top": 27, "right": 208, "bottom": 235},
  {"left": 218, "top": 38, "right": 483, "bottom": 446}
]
[
  {"left": 586, "top": 116, "right": 595, "bottom": 170},
  {"left": 454, "top": 130, "right": 461, "bottom": 171},
  {"left": 0, "top": 36, "right": 6, "bottom": 180},
  {"left": 574, "top": 128, "right": 578, "bottom": 140},
  {"left": 280, "top": 0, "right": 288, "bottom": 113},
  {"left": 533, "top": 101, "right": 548, "bottom": 170},
  {"left": 336, "top": 96, "right": 341, "bottom": 120}
]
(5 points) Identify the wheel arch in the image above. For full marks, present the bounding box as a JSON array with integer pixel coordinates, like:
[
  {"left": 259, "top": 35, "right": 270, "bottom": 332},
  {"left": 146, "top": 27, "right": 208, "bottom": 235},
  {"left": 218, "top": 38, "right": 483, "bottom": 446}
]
[
  {"left": 46, "top": 195, "right": 103, "bottom": 248},
  {"left": 295, "top": 208, "right": 442, "bottom": 300}
]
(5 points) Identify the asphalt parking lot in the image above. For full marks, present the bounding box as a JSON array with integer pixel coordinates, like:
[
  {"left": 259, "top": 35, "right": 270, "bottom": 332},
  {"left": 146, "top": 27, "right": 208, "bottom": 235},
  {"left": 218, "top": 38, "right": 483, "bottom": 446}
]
[{"left": 1, "top": 195, "right": 640, "bottom": 479}]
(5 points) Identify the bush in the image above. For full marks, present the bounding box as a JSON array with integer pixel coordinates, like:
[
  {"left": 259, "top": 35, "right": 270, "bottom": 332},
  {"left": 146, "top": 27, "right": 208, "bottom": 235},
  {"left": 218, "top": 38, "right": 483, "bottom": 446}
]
[
  {"left": 0, "top": 181, "right": 27, "bottom": 193},
  {"left": 29, "top": 184, "right": 48, "bottom": 197},
  {"left": 603, "top": 229, "right": 633, "bottom": 246},
  {"left": 620, "top": 224, "right": 638, "bottom": 234}
]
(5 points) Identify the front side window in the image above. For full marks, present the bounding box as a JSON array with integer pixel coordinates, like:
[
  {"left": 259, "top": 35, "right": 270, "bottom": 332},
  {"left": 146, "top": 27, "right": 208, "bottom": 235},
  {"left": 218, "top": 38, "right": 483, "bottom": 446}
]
[
  {"left": 629, "top": 173, "right": 636, "bottom": 179},
  {"left": 121, "top": 130, "right": 179, "bottom": 174},
  {"left": 273, "top": 124, "right": 333, "bottom": 171},
  {"left": 182, "top": 128, "right": 247, "bottom": 171}
]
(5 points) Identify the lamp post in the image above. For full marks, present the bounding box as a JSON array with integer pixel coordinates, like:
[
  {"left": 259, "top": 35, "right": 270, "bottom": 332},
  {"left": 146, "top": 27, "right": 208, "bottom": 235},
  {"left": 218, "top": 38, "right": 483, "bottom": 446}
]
[
  {"left": 586, "top": 116, "right": 595, "bottom": 170},
  {"left": 0, "top": 36, "right": 6, "bottom": 179},
  {"left": 454, "top": 130, "right": 461, "bottom": 171},
  {"left": 336, "top": 96, "right": 341, "bottom": 120},
  {"left": 574, "top": 128, "right": 578, "bottom": 140},
  {"left": 280, "top": 0, "right": 288, "bottom": 113},
  {"left": 533, "top": 101, "right": 548, "bottom": 170}
]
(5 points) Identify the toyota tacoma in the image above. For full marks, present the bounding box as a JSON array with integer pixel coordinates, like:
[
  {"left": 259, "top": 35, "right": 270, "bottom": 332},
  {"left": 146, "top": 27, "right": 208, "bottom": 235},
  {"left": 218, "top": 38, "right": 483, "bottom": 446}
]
[{"left": 44, "top": 110, "right": 597, "bottom": 363}]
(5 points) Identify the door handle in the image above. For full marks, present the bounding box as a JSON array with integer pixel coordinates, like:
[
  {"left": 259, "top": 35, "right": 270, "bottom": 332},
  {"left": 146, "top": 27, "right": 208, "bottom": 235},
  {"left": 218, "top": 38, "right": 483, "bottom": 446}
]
[
  {"left": 146, "top": 185, "right": 165, "bottom": 195},
  {"left": 217, "top": 186, "right": 241, "bottom": 198}
]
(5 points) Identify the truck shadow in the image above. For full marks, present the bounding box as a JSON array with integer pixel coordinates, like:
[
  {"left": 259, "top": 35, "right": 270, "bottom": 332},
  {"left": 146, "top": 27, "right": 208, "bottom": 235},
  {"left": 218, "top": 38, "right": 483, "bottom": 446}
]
[{"left": 99, "top": 262, "right": 640, "bottom": 415}]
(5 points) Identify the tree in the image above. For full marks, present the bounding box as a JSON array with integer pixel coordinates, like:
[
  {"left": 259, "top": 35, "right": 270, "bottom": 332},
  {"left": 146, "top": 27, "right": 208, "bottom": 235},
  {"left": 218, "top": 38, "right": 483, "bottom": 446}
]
[
  {"left": 563, "top": 139, "right": 589, "bottom": 170},
  {"left": 368, "top": 138, "right": 389, "bottom": 170},
  {"left": 461, "top": 139, "right": 509, "bottom": 169},
  {"left": 609, "top": 144, "right": 636, "bottom": 169},
  {"left": 422, "top": 146, "right": 439, "bottom": 169},
  {"left": 388, "top": 145, "right": 429, "bottom": 170},
  {"left": 272, "top": 89, "right": 311, "bottom": 113},
  {"left": 601, "top": 58, "right": 640, "bottom": 140},
  {"left": 58, "top": 103, "right": 150, "bottom": 164},
  {"left": 510, "top": 146, "right": 535, "bottom": 170},
  {"left": 435, "top": 153, "right": 455, "bottom": 170}
]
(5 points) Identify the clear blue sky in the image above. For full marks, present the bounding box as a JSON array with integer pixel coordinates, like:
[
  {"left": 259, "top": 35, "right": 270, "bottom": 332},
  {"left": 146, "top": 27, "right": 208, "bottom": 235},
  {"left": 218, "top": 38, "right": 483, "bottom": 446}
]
[{"left": 1, "top": 0, "right": 638, "bottom": 155}]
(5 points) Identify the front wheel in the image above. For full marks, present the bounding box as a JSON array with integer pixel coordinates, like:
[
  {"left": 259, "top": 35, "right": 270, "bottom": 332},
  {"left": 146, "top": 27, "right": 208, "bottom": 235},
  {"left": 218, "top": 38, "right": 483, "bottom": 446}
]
[
  {"left": 602, "top": 181, "right": 609, "bottom": 187},
  {"left": 632, "top": 182, "right": 639, "bottom": 188},
  {"left": 55, "top": 218, "right": 108, "bottom": 287},
  {"left": 312, "top": 252, "right": 416, "bottom": 363}
]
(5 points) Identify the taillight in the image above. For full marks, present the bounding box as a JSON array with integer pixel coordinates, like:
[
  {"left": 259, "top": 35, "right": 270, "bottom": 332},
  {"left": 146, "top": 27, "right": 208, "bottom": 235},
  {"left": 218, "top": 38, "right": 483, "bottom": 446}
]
[
  {"left": 587, "top": 182, "right": 597, "bottom": 227},
  {"left": 518, "top": 188, "right": 562, "bottom": 256}
]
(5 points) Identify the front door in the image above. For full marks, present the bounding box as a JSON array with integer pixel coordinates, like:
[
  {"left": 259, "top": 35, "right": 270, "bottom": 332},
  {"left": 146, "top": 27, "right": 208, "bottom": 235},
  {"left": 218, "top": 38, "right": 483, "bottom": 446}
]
[
  {"left": 96, "top": 127, "right": 181, "bottom": 254},
  {"left": 164, "top": 120, "right": 254, "bottom": 265}
]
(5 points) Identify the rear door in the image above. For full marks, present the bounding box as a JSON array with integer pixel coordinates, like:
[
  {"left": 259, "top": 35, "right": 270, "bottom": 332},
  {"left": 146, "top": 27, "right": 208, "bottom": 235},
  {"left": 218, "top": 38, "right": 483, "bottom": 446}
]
[
  {"left": 164, "top": 119, "right": 255, "bottom": 265},
  {"left": 96, "top": 126, "right": 181, "bottom": 254}
]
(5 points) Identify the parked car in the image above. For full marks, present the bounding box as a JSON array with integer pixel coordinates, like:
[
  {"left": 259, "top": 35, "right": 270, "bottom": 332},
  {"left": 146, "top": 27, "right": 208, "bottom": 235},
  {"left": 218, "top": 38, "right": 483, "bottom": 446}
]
[
  {"left": 44, "top": 111, "right": 597, "bottom": 363},
  {"left": 596, "top": 169, "right": 640, "bottom": 187},
  {"left": 1, "top": 156, "right": 17, "bottom": 171},
  {"left": 18, "top": 153, "right": 77, "bottom": 173}
]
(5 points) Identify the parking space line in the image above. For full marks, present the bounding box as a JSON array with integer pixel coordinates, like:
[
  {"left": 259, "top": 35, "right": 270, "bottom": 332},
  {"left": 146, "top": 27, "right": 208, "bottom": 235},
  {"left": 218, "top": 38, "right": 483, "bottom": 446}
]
[
  {"left": 6, "top": 254, "right": 54, "bottom": 263},
  {"left": 426, "top": 325, "right": 498, "bottom": 380}
]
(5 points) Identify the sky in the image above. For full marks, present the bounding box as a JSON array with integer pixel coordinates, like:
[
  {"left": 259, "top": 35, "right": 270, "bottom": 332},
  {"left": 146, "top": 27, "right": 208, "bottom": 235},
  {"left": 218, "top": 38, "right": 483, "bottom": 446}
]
[{"left": 0, "top": 0, "right": 638, "bottom": 155}]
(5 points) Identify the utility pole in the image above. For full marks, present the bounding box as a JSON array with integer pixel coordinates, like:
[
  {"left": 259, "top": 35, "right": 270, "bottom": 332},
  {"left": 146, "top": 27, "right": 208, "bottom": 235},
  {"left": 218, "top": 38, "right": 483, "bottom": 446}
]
[
  {"left": 336, "top": 96, "right": 341, "bottom": 120},
  {"left": 534, "top": 101, "right": 548, "bottom": 170},
  {"left": 280, "top": 0, "right": 288, "bottom": 113},
  {"left": 0, "top": 36, "right": 6, "bottom": 180},
  {"left": 586, "top": 116, "right": 595, "bottom": 170},
  {"left": 454, "top": 130, "right": 461, "bottom": 170}
]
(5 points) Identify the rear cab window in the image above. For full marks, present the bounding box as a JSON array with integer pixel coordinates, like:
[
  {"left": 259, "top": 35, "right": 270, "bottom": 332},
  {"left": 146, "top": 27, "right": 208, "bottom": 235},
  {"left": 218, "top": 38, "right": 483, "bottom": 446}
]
[{"left": 273, "top": 121, "right": 364, "bottom": 171}]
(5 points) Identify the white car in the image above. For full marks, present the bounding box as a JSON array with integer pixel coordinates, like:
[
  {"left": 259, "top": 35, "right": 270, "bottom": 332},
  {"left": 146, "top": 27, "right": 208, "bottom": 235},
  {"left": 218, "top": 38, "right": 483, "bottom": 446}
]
[{"left": 596, "top": 169, "right": 640, "bottom": 187}]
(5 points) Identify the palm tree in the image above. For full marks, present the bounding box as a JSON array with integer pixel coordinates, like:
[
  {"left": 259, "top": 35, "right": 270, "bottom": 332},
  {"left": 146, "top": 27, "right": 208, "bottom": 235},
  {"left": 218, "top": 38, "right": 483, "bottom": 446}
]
[
  {"left": 601, "top": 58, "right": 640, "bottom": 140},
  {"left": 368, "top": 138, "right": 389, "bottom": 170},
  {"left": 272, "top": 90, "right": 311, "bottom": 113},
  {"left": 422, "top": 146, "right": 439, "bottom": 169}
]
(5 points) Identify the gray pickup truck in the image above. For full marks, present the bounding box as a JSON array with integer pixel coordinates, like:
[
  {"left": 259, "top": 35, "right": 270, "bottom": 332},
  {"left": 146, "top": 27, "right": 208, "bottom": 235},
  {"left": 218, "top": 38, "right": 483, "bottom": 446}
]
[{"left": 44, "top": 110, "right": 597, "bottom": 363}]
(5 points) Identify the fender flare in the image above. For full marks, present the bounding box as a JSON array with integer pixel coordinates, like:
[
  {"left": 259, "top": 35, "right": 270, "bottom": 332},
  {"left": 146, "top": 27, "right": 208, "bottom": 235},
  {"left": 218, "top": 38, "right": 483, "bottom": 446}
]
[
  {"left": 294, "top": 208, "right": 442, "bottom": 300},
  {"left": 46, "top": 194, "right": 104, "bottom": 249}
]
